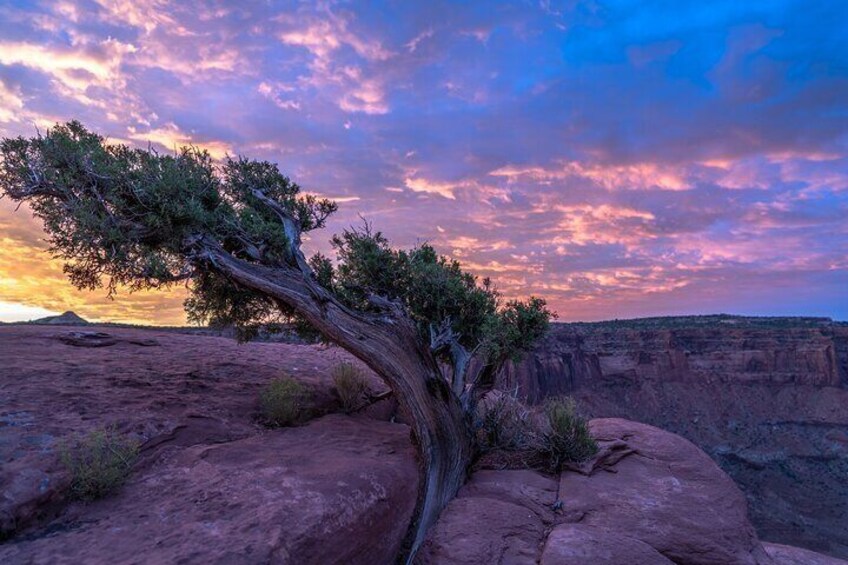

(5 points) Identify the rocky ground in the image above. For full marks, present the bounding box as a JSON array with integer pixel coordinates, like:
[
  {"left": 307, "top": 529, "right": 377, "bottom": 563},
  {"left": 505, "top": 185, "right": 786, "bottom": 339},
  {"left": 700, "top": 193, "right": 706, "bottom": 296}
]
[
  {"left": 420, "top": 418, "right": 846, "bottom": 565},
  {"left": 503, "top": 317, "right": 848, "bottom": 558},
  {"left": 0, "top": 325, "right": 413, "bottom": 563},
  {"left": 1, "top": 323, "right": 846, "bottom": 564}
]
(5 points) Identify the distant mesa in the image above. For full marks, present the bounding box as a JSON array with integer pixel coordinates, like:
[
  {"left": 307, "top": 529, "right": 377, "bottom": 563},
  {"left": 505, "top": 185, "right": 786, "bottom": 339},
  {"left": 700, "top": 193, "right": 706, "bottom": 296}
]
[{"left": 31, "top": 311, "right": 90, "bottom": 325}]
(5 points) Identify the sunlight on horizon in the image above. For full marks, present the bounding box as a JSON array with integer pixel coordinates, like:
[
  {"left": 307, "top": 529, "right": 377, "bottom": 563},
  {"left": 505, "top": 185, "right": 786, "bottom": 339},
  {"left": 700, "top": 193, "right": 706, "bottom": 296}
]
[{"left": 0, "top": 301, "right": 59, "bottom": 323}]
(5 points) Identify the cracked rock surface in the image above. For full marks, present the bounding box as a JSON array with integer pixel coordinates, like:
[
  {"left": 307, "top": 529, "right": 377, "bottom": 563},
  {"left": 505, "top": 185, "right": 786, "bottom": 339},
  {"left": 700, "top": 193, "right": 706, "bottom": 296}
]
[{"left": 418, "top": 418, "right": 845, "bottom": 565}]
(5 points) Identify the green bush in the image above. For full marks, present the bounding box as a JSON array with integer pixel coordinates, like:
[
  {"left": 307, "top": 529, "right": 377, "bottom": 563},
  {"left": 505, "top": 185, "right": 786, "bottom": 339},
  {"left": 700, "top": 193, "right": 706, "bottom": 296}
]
[
  {"left": 260, "top": 376, "right": 308, "bottom": 427},
  {"left": 60, "top": 427, "right": 139, "bottom": 501},
  {"left": 540, "top": 397, "right": 598, "bottom": 471}
]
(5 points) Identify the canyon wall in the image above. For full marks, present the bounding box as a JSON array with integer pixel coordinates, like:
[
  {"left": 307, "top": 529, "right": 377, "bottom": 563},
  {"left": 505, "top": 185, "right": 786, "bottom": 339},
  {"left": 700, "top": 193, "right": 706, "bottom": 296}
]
[{"left": 499, "top": 316, "right": 848, "bottom": 558}]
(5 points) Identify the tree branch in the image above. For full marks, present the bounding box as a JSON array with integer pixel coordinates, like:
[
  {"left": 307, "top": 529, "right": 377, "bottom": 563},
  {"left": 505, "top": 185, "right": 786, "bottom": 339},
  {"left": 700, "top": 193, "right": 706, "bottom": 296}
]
[{"left": 428, "top": 317, "right": 477, "bottom": 398}]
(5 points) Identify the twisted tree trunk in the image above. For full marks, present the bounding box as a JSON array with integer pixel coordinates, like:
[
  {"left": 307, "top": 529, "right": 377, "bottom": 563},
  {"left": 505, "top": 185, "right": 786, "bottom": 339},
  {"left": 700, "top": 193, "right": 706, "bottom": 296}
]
[
  {"left": 3, "top": 151, "right": 475, "bottom": 559},
  {"left": 196, "top": 240, "right": 474, "bottom": 559}
]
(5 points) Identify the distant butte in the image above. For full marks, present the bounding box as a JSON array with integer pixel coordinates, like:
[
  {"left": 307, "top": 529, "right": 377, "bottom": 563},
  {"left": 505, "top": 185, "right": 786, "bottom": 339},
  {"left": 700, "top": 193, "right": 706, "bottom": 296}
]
[{"left": 30, "top": 311, "right": 89, "bottom": 325}]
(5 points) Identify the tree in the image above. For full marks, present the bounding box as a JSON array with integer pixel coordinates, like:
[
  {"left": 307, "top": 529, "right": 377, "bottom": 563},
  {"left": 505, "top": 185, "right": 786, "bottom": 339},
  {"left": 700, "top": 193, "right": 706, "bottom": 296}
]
[{"left": 0, "top": 122, "right": 552, "bottom": 558}]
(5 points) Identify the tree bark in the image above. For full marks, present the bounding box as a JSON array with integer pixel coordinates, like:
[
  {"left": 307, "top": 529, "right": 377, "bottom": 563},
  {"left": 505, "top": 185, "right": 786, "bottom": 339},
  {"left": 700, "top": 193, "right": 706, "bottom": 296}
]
[{"left": 197, "top": 241, "right": 474, "bottom": 559}]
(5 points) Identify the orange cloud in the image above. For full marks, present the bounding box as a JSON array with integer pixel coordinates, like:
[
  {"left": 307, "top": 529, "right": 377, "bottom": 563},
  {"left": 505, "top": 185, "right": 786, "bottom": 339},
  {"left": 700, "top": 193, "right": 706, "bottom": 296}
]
[
  {"left": 0, "top": 201, "right": 187, "bottom": 325},
  {"left": 546, "top": 204, "right": 657, "bottom": 247},
  {"left": 491, "top": 160, "right": 690, "bottom": 191}
]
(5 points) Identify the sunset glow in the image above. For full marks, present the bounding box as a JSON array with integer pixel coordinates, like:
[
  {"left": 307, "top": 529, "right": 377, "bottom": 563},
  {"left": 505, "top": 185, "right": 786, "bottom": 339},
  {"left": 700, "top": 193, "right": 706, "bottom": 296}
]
[{"left": 0, "top": 1, "right": 846, "bottom": 324}]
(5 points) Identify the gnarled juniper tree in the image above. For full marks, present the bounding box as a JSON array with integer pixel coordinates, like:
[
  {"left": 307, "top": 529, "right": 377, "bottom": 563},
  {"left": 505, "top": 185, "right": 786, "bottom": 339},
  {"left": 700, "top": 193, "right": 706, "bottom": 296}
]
[{"left": 0, "top": 121, "right": 552, "bottom": 557}]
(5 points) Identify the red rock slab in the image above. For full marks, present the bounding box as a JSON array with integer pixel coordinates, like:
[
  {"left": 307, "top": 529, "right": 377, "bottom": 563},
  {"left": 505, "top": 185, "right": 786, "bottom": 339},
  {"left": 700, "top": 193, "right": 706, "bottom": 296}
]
[
  {"left": 765, "top": 542, "right": 848, "bottom": 565},
  {"left": 0, "top": 414, "right": 418, "bottom": 565},
  {"left": 540, "top": 524, "right": 674, "bottom": 564},
  {"left": 0, "top": 324, "right": 387, "bottom": 537},
  {"left": 558, "top": 418, "right": 772, "bottom": 565},
  {"left": 416, "top": 470, "right": 558, "bottom": 564}
]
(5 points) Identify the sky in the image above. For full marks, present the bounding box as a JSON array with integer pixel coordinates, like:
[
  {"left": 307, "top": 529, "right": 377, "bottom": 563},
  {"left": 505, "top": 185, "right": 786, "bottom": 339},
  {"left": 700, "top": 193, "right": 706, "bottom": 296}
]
[{"left": 0, "top": 0, "right": 846, "bottom": 325}]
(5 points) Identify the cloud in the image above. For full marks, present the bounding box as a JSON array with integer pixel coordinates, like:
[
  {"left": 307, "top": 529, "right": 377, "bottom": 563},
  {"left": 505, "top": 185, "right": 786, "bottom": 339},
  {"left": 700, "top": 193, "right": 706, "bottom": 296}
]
[
  {"left": 258, "top": 81, "right": 301, "bottom": 111},
  {"left": 406, "top": 29, "right": 434, "bottom": 52},
  {"left": 276, "top": 7, "right": 392, "bottom": 115},
  {"left": 490, "top": 161, "right": 691, "bottom": 191},
  {"left": 547, "top": 204, "right": 657, "bottom": 247},
  {"left": 0, "top": 201, "right": 187, "bottom": 325},
  {"left": 0, "top": 38, "right": 136, "bottom": 96},
  {"left": 127, "top": 122, "right": 232, "bottom": 159},
  {"left": 0, "top": 81, "right": 25, "bottom": 123},
  {"left": 0, "top": 0, "right": 847, "bottom": 323},
  {"left": 404, "top": 176, "right": 459, "bottom": 199}
]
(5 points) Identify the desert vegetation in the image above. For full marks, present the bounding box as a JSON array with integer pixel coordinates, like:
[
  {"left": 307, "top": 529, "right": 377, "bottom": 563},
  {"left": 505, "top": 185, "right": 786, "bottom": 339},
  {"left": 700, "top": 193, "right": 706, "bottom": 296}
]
[
  {"left": 332, "top": 362, "right": 370, "bottom": 413},
  {"left": 0, "top": 122, "right": 554, "bottom": 556},
  {"left": 60, "top": 427, "right": 139, "bottom": 501},
  {"left": 475, "top": 393, "right": 597, "bottom": 472},
  {"left": 540, "top": 397, "right": 598, "bottom": 470},
  {"left": 259, "top": 376, "right": 309, "bottom": 427}
]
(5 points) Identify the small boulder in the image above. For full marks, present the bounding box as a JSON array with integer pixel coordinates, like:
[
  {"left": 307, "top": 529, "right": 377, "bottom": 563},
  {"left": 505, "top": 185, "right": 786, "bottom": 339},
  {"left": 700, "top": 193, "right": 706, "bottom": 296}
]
[{"left": 55, "top": 331, "right": 117, "bottom": 347}]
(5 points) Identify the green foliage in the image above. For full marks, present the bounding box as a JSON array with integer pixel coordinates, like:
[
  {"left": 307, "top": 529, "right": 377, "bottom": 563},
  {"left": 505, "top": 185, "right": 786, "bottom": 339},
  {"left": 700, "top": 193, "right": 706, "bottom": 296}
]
[
  {"left": 315, "top": 223, "right": 554, "bottom": 364},
  {"left": 540, "top": 397, "right": 598, "bottom": 471},
  {"left": 332, "top": 362, "right": 370, "bottom": 413},
  {"left": 484, "top": 297, "right": 555, "bottom": 362},
  {"left": 60, "top": 427, "right": 139, "bottom": 501},
  {"left": 260, "top": 376, "right": 309, "bottom": 427},
  {"left": 323, "top": 226, "right": 495, "bottom": 348},
  {"left": 0, "top": 121, "right": 333, "bottom": 332},
  {"left": 1, "top": 121, "right": 553, "bottom": 380}
]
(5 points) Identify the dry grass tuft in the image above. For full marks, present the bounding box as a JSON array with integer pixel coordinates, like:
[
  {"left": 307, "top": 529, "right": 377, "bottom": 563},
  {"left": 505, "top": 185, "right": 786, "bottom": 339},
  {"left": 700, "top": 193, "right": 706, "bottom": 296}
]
[
  {"left": 260, "top": 376, "right": 309, "bottom": 427},
  {"left": 60, "top": 427, "right": 139, "bottom": 501},
  {"left": 332, "top": 362, "right": 370, "bottom": 413},
  {"left": 474, "top": 392, "right": 597, "bottom": 473}
]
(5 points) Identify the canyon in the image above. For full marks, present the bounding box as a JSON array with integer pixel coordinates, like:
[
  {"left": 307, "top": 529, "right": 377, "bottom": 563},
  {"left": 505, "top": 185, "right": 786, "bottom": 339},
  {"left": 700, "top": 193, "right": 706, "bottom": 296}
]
[{"left": 502, "top": 315, "right": 848, "bottom": 558}]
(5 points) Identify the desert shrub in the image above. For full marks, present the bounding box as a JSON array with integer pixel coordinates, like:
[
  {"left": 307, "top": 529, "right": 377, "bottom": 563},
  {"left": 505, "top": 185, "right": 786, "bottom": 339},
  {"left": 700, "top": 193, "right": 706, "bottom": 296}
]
[
  {"left": 332, "top": 362, "right": 369, "bottom": 413},
  {"left": 60, "top": 427, "right": 139, "bottom": 501},
  {"left": 539, "top": 397, "right": 598, "bottom": 471},
  {"left": 475, "top": 391, "right": 537, "bottom": 452},
  {"left": 474, "top": 393, "right": 597, "bottom": 473},
  {"left": 260, "top": 376, "right": 308, "bottom": 427}
]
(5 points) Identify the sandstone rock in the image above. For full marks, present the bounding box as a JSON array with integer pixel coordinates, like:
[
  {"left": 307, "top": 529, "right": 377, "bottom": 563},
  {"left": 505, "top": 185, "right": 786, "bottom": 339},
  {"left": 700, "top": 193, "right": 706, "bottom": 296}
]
[
  {"left": 499, "top": 319, "right": 848, "bottom": 557},
  {"left": 0, "top": 324, "right": 385, "bottom": 540},
  {"left": 540, "top": 524, "right": 673, "bottom": 564},
  {"left": 55, "top": 331, "right": 118, "bottom": 347},
  {"left": 421, "top": 418, "right": 773, "bottom": 565},
  {"left": 416, "top": 470, "right": 557, "bottom": 564},
  {"left": 764, "top": 542, "right": 848, "bottom": 565},
  {"left": 0, "top": 415, "right": 419, "bottom": 564},
  {"left": 557, "top": 418, "right": 771, "bottom": 564},
  {"left": 53, "top": 330, "right": 162, "bottom": 347}
]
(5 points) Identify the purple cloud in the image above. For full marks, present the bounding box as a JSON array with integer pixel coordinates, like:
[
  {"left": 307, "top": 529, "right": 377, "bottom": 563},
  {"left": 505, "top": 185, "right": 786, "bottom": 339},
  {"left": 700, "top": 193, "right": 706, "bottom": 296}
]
[{"left": 0, "top": 0, "right": 846, "bottom": 323}]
